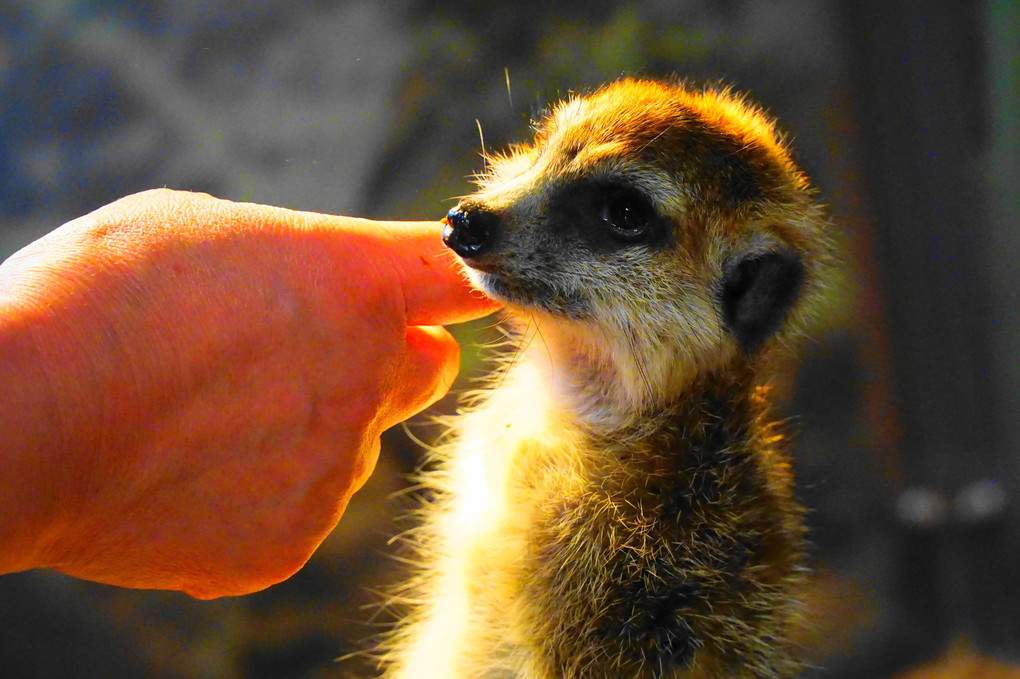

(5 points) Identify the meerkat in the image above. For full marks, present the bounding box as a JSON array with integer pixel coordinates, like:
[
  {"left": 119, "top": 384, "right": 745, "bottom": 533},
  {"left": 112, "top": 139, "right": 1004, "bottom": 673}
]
[{"left": 378, "top": 79, "right": 831, "bottom": 679}]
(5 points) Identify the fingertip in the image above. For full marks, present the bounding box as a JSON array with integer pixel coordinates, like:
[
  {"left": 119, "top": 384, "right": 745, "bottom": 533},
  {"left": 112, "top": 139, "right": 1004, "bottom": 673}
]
[{"left": 373, "top": 221, "right": 503, "bottom": 326}]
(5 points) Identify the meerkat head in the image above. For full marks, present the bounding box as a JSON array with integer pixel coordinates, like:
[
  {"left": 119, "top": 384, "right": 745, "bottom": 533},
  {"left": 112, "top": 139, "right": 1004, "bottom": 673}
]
[{"left": 443, "top": 79, "right": 829, "bottom": 413}]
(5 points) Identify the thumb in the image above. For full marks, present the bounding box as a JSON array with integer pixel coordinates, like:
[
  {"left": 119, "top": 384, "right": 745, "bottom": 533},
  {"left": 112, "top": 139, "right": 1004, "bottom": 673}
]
[{"left": 377, "top": 324, "right": 461, "bottom": 432}]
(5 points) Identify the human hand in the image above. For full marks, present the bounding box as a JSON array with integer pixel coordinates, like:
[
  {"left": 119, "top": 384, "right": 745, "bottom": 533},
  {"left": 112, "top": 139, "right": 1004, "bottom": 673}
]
[{"left": 0, "top": 189, "right": 498, "bottom": 598}]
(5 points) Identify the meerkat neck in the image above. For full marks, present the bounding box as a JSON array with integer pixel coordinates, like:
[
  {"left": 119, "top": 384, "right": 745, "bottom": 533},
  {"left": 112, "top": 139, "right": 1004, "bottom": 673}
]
[{"left": 518, "top": 316, "right": 754, "bottom": 433}]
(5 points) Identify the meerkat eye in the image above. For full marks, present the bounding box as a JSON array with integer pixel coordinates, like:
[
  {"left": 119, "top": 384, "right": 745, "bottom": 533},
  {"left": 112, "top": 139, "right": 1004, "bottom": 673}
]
[{"left": 601, "top": 189, "right": 655, "bottom": 243}]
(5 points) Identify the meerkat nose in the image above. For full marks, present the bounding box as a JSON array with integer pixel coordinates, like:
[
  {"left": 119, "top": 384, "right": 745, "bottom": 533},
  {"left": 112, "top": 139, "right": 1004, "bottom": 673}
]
[{"left": 443, "top": 205, "right": 500, "bottom": 259}]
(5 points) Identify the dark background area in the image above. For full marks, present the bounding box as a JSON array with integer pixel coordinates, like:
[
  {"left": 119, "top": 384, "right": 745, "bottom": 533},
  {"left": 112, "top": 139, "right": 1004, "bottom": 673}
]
[{"left": 1, "top": 1, "right": 1018, "bottom": 677}]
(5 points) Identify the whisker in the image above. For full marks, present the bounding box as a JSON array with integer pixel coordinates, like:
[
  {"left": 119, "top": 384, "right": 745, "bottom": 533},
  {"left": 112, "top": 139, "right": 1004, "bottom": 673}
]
[
  {"left": 505, "top": 67, "right": 514, "bottom": 110},
  {"left": 475, "top": 118, "right": 487, "bottom": 175}
]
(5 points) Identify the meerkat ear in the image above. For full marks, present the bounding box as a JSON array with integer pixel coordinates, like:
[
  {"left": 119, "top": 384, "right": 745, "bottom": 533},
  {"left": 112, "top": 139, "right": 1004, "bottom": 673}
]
[{"left": 720, "top": 246, "right": 804, "bottom": 354}]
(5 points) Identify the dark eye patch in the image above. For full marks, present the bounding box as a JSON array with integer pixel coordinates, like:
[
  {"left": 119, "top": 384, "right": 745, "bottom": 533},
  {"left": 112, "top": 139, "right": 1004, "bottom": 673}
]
[{"left": 547, "top": 179, "right": 672, "bottom": 253}]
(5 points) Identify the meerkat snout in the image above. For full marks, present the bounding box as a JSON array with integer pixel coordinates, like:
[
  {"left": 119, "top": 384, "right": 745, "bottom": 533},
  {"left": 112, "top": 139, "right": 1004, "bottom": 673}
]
[{"left": 442, "top": 205, "right": 502, "bottom": 260}]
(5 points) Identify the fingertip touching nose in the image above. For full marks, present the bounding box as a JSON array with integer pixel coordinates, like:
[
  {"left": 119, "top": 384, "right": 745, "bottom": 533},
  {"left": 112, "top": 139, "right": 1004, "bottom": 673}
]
[{"left": 442, "top": 206, "right": 501, "bottom": 259}]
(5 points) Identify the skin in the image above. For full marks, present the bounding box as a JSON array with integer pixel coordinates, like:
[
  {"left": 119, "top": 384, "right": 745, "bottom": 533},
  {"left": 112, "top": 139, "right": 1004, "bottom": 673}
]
[{"left": 0, "top": 188, "right": 499, "bottom": 599}]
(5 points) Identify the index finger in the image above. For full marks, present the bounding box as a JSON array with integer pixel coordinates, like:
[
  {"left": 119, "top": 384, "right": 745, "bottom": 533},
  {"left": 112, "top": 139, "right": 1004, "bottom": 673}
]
[
  {"left": 373, "top": 220, "right": 502, "bottom": 327},
  {"left": 79, "top": 191, "right": 501, "bottom": 327}
]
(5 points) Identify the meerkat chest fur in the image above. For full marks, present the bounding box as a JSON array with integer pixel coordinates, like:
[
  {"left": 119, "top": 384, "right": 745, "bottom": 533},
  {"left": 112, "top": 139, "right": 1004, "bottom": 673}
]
[{"left": 381, "top": 79, "right": 830, "bottom": 679}]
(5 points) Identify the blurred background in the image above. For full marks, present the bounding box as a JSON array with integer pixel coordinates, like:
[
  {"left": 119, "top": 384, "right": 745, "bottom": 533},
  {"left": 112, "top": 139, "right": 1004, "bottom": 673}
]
[{"left": 1, "top": 0, "right": 1018, "bottom": 677}]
